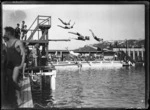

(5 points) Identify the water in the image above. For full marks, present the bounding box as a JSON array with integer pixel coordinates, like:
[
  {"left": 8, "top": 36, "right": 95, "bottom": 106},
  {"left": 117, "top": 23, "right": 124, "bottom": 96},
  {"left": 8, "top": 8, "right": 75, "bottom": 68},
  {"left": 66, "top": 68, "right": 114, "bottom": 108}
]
[{"left": 31, "top": 66, "right": 145, "bottom": 108}]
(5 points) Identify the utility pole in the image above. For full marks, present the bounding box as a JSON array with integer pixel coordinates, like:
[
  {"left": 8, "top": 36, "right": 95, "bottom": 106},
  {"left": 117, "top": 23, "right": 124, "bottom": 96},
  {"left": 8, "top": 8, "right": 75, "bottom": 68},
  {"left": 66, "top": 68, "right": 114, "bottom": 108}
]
[{"left": 126, "top": 39, "right": 128, "bottom": 54}]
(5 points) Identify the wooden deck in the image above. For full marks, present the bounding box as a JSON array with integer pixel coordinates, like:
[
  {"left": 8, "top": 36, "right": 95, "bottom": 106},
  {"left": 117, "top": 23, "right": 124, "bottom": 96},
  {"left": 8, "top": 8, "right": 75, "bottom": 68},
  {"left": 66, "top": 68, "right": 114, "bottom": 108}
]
[
  {"left": 52, "top": 61, "right": 123, "bottom": 68},
  {"left": 18, "top": 77, "right": 34, "bottom": 108}
]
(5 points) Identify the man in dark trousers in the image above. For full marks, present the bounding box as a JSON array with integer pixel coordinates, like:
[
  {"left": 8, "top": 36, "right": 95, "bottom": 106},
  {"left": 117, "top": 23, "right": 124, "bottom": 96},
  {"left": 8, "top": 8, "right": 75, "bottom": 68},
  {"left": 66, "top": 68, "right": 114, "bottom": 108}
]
[
  {"left": 3, "top": 26, "right": 25, "bottom": 108},
  {"left": 21, "top": 21, "right": 25, "bottom": 40},
  {"left": 15, "top": 23, "right": 21, "bottom": 39}
]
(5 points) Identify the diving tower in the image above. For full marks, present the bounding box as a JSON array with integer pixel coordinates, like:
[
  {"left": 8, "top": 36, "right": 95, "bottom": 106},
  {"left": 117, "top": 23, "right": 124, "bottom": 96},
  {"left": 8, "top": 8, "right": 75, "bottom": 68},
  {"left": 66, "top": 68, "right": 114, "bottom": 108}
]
[
  {"left": 24, "top": 15, "right": 51, "bottom": 59},
  {"left": 24, "top": 15, "right": 70, "bottom": 63}
]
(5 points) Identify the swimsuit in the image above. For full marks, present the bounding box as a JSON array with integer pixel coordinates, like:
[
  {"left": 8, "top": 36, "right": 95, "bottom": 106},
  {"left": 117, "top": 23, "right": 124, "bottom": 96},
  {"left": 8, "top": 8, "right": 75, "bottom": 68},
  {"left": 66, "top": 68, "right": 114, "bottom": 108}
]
[{"left": 6, "top": 40, "right": 22, "bottom": 70}]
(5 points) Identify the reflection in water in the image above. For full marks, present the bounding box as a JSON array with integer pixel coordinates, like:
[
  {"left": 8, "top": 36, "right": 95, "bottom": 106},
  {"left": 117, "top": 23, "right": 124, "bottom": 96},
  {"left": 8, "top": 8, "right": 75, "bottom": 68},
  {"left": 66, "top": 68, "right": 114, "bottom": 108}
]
[
  {"left": 30, "top": 76, "right": 56, "bottom": 108},
  {"left": 32, "top": 66, "right": 145, "bottom": 108}
]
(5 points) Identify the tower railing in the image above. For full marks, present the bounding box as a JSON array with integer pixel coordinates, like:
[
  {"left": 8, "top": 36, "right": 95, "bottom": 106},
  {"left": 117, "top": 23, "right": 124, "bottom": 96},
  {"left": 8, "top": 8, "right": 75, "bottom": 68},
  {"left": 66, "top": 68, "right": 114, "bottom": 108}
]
[{"left": 27, "top": 15, "right": 51, "bottom": 41}]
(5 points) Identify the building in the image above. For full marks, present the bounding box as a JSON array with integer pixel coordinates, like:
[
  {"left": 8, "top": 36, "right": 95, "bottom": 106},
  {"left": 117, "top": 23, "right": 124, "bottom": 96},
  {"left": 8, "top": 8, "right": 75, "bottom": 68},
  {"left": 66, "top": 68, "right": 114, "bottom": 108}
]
[{"left": 113, "top": 46, "right": 145, "bottom": 61}]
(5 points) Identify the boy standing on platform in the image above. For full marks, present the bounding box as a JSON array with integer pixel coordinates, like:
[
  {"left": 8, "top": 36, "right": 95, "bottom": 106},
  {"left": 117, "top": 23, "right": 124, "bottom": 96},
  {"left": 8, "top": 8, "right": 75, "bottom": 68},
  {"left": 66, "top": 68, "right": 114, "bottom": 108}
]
[{"left": 15, "top": 23, "right": 21, "bottom": 40}]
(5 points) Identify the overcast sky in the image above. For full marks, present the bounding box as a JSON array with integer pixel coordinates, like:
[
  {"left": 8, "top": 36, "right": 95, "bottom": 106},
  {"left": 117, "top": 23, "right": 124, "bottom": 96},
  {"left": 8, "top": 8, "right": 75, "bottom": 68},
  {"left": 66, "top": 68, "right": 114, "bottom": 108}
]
[{"left": 2, "top": 4, "right": 145, "bottom": 50}]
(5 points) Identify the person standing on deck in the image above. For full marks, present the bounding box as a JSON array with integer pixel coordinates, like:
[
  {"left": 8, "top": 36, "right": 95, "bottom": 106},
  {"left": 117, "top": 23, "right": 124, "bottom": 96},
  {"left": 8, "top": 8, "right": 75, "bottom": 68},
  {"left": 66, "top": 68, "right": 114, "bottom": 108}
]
[
  {"left": 22, "top": 42, "right": 30, "bottom": 78},
  {"left": 32, "top": 43, "right": 40, "bottom": 66},
  {"left": 36, "top": 44, "right": 41, "bottom": 66},
  {"left": 22, "top": 25, "right": 28, "bottom": 40},
  {"left": 15, "top": 23, "right": 21, "bottom": 40},
  {"left": 21, "top": 21, "right": 25, "bottom": 39},
  {"left": 32, "top": 44, "right": 37, "bottom": 66},
  {"left": 3, "top": 26, "right": 25, "bottom": 108}
]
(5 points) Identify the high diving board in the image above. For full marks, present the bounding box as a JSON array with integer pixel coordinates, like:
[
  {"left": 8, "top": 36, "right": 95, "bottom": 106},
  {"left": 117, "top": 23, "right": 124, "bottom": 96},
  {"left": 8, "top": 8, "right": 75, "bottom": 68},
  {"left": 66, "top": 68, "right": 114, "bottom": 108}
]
[
  {"left": 23, "top": 40, "right": 49, "bottom": 45},
  {"left": 25, "top": 66, "right": 56, "bottom": 72},
  {"left": 39, "top": 25, "right": 51, "bottom": 29},
  {"left": 48, "top": 39, "right": 70, "bottom": 41},
  {"left": 23, "top": 39, "right": 70, "bottom": 45}
]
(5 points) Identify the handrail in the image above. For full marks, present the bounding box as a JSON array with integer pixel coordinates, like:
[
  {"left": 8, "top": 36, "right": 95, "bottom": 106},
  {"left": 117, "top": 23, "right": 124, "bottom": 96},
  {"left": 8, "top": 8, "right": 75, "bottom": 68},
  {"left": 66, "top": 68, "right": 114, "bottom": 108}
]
[
  {"left": 27, "top": 15, "right": 51, "bottom": 40},
  {"left": 39, "top": 17, "right": 50, "bottom": 25},
  {"left": 27, "top": 15, "right": 39, "bottom": 31},
  {"left": 39, "top": 19, "right": 48, "bottom": 25},
  {"left": 28, "top": 16, "right": 51, "bottom": 31},
  {"left": 38, "top": 15, "right": 51, "bottom": 17},
  {"left": 28, "top": 29, "right": 41, "bottom": 31}
]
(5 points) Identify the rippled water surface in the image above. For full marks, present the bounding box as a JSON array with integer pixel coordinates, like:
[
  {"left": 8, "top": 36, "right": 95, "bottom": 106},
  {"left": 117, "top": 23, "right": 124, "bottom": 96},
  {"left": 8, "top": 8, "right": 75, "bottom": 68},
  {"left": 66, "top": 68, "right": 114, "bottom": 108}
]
[{"left": 32, "top": 66, "right": 145, "bottom": 108}]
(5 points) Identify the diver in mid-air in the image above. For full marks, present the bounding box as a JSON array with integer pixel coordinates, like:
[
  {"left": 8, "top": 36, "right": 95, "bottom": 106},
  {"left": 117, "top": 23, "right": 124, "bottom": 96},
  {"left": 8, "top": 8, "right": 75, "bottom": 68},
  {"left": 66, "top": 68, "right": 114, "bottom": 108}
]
[
  {"left": 89, "top": 29, "right": 103, "bottom": 42},
  {"left": 68, "top": 32, "right": 90, "bottom": 41},
  {"left": 57, "top": 22, "right": 75, "bottom": 29},
  {"left": 58, "top": 18, "right": 71, "bottom": 26}
]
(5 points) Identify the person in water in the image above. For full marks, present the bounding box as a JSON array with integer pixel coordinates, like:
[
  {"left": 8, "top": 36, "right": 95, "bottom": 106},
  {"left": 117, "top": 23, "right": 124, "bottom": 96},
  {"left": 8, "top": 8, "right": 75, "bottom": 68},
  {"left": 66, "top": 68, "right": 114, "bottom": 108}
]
[{"left": 15, "top": 23, "right": 21, "bottom": 40}]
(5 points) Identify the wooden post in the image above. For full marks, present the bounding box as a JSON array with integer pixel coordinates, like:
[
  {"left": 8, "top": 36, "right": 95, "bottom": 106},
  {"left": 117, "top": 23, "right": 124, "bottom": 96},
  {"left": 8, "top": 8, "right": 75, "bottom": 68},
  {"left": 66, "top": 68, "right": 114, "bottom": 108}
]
[
  {"left": 128, "top": 49, "right": 130, "bottom": 57},
  {"left": 133, "top": 48, "right": 135, "bottom": 60},
  {"left": 141, "top": 50, "right": 144, "bottom": 61},
  {"left": 60, "top": 51, "right": 62, "bottom": 61},
  {"left": 46, "top": 30, "right": 48, "bottom": 40},
  {"left": 46, "top": 43, "right": 49, "bottom": 60},
  {"left": 40, "top": 70, "right": 56, "bottom": 91},
  {"left": 50, "top": 70, "right": 56, "bottom": 91},
  {"left": 137, "top": 50, "right": 139, "bottom": 57}
]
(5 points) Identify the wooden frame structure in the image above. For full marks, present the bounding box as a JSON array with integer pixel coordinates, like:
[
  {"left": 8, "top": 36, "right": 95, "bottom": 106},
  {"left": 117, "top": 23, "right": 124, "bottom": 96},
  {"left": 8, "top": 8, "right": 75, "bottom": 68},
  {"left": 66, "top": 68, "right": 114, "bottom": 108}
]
[{"left": 23, "top": 15, "right": 70, "bottom": 60}]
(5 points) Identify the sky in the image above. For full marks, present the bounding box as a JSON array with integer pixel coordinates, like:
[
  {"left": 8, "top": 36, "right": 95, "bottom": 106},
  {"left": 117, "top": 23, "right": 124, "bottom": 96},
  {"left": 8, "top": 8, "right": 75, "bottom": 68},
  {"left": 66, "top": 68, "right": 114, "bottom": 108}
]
[{"left": 2, "top": 4, "right": 145, "bottom": 50}]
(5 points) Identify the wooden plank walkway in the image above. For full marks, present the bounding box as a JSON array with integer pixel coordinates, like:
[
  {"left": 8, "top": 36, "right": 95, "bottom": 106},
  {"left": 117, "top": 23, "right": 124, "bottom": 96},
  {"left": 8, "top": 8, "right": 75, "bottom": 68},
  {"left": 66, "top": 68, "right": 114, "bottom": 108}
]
[{"left": 18, "top": 77, "right": 34, "bottom": 108}]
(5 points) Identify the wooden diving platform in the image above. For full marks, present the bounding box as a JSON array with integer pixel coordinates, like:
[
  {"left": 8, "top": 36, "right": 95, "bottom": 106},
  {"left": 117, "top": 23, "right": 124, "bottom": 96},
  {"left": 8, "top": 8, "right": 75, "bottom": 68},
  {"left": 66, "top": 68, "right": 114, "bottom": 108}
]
[
  {"left": 17, "top": 65, "right": 57, "bottom": 108},
  {"left": 23, "top": 39, "right": 70, "bottom": 45},
  {"left": 18, "top": 77, "right": 34, "bottom": 108},
  {"left": 23, "top": 40, "right": 49, "bottom": 45},
  {"left": 48, "top": 39, "right": 71, "bottom": 41},
  {"left": 25, "top": 66, "right": 56, "bottom": 72},
  {"left": 26, "top": 66, "right": 57, "bottom": 90},
  {"left": 39, "top": 25, "right": 51, "bottom": 29}
]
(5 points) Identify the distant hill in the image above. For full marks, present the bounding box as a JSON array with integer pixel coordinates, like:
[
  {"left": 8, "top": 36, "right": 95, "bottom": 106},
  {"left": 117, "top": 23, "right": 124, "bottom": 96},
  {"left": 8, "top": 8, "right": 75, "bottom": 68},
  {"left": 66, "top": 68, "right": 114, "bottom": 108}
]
[
  {"left": 73, "top": 45, "right": 98, "bottom": 53},
  {"left": 73, "top": 39, "right": 145, "bottom": 52},
  {"left": 93, "top": 39, "right": 145, "bottom": 48}
]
